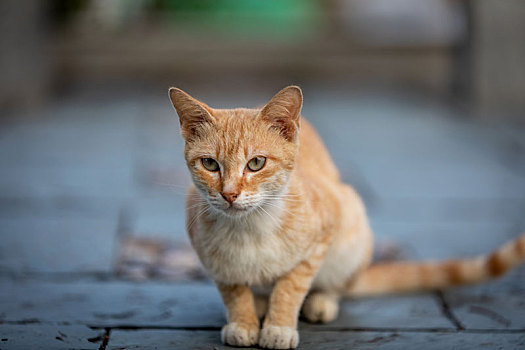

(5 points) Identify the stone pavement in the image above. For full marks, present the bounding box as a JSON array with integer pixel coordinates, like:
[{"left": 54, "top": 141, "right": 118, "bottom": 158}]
[{"left": 0, "top": 86, "right": 524, "bottom": 349}]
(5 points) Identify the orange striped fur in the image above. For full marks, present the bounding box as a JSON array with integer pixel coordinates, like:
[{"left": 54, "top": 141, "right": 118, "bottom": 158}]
[
  {"left": 169, "top": 86, "right": 525, "bottom": 349},
  {"left": 348, "top": 233, "right": 525, "bottom": 297}
]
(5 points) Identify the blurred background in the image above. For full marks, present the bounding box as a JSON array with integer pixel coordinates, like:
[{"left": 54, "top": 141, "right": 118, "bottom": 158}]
[
  {"left": 1, "top": 0, "right": 524, "bottom": 280},
  {"left": 3, "top": 0, "right": 525, "bottom": 115}
]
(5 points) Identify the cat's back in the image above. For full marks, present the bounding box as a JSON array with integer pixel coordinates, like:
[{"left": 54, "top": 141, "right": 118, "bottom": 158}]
[{"left": 296, "top": 118, "right": 340, "bottom": 183}]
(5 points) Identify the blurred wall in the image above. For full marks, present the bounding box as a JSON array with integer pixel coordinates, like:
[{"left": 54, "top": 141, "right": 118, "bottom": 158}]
[
  {"left": 0, "top": 0, "right": 524, "bottom": 120},
  {"left": 472, "top": 0, "right": 525, "bottom": 115},
  {"left": 0, "top": 0, "right": 52, "bottom": 109}
]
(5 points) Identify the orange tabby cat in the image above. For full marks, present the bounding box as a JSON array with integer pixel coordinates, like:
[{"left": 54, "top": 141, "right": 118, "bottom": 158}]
[{"left": 168, "top": 86, "right": 525, "bottom": 349}]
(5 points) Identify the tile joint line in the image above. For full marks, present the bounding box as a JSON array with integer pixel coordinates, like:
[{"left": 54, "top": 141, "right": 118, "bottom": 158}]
[{"left": 436, "top": 290, "right": 465, "bottom": 331}]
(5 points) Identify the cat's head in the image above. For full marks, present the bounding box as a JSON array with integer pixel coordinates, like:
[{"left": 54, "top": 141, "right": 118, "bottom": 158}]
[{"left": 169, "top": 86, "right": 302, "bottom": 218}]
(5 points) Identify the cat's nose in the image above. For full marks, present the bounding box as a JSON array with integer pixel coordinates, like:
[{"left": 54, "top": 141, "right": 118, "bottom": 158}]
[{"left": 221, "top": 191, "right": 239, "bottom": 205}]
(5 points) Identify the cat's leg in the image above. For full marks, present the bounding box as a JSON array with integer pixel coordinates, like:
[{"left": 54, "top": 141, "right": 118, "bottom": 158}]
[
  {"left": 301, "top": 291, "right": 340, "bottom": 323},
  {"left": 216, "top": 283, "right": 259, "bottom": 347},
  {"left": 259, "top": 253, "right": 325, "bottom": 349}
]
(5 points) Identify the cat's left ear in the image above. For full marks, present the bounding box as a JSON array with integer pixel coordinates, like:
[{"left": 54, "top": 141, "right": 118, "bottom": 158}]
[{"left": 260, "top": 86, "right": 303, "bottom": 142}]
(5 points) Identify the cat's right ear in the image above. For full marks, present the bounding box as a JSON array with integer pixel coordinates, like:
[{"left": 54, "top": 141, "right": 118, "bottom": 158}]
[
  {"left": 260, "top": 86, "right": 303, "bottom": 142},
  {"left": 168, "top": 88, "right": 214, "bottom": 140}
]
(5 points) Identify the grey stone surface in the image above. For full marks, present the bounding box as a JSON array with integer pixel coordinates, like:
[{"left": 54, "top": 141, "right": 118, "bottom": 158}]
[
  {"left": 133, "top": 99, "right": 187, "bottom": 180},
  {"left": 370, "top": 222, "right": 522, "bottom": 260},
  {"left": 307, "top": 294, "right": 453, "bottom": 330},
  {"left": 107, "top": 329, "right": 525, "bottom": 350},
  {"left": 0, "top": 100, "right": 138, "bottom": 199},
  {"left": 0, "top": 280, "right": 454, "bottom": 330},
  {"left": 0, "top": 217, "right": 117, "bottom": 274},
  {"left": 0, "top": 280, "right": 225, "bottom": 327},
  {"left": 0, "top": 325, "right": 103, "bottom": 350},
  {"left": 130, "top": 100, "right": 192, "bottom": 241},
  {"left": 0, "top": 196, "right": 123, "bottom": 221},
  {"left": 447, "top": 291, "right": 525, "bottom": 330},
  {"left": 306, "top": 93, "right": 525, "bottom": 199},
  {"left": 130, "top": 195, "right": 188, "bottom": 242},
  {"left": 299, "top": 331, "right": 525, "bottom": 350},
  {"left": 444, "top": 268, "right": 525, "bottom": 330},
  {"left": 1, "top": 88, "right": 524, "bottom": 349},
  {"left": 368, "top": 198, "right": 525, "bottom": 225},
  {"left": 108, "top": 330, "right": 223, "bottom": 350},
  {"left": 347, "top": 151, "right": 525, "bottom": 199}
]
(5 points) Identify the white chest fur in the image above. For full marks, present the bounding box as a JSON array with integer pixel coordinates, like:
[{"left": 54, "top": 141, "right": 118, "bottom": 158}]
[{"left": 194, "top": 206, "right": 299, "bottom": 286}]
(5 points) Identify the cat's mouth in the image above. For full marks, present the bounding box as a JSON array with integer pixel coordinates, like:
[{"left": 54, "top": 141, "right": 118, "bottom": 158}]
[{"left": 206, "top": 195, "right": 261, "bottom": 217}]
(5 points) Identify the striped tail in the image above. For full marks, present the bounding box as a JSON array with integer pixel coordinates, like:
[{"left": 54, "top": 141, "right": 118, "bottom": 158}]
[{"left": 346, "top": 233, "right": 525, "bottom": 297}]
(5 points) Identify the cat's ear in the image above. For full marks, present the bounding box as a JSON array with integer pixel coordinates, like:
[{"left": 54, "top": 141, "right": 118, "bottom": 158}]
[
  {"left": 260, "top": 85, "right": 303, "bottom": 142},
  {"left": 168, "top": 87, "right": 215, "bottom": 140}
]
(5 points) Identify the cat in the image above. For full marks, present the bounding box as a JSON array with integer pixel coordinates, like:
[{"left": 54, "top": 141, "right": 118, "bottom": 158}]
[{"left": 168, "top": 85, "right": 525, "bottom": 349}]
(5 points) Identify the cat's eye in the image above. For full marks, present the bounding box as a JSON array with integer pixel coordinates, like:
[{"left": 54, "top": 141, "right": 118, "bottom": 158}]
[
  {"left": 201, "top": 158, "right": 219, "bottom": 172},
  {"left": 247, "top": 156, "right": 266, "bottom": 172}
]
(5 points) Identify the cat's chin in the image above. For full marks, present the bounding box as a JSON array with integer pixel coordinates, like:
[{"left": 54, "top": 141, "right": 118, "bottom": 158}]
[
  {"left": 218, "top": 205, "right": 256, "bottom": 218},
  {"left": 226, "top": 207, "right": 252, "bottom": 216}
]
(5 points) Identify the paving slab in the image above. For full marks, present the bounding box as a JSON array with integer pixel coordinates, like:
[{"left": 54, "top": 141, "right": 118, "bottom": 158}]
[
  {"left": 130, "top": 100, "right": 192, "bottom": 241},
  {"left": 107, "top": 329, "right": 525, "bottom": 350},
  {"left": 133, "top": 101, "right": 186, "bottom": 176},
  {"left": 0, "top": 165, "right": 135, "bottom": 199},
  {"left": 370, "top": 222, "right": 521, "bottom": 260},
  {"left": 348, "top": 154, "right": 525, "bottom": 199},
  {"left": 443, "top": 268, "right": 525, "bottom": 330},
  {"left": 457, "top": 123, "right": 525, "bottom": 179},
  {"left": 368, "top": 221, "right": 525, "bottom": 331},
  {"left": 0, "top": 100, "right": 138, "bottom": 168},
  {"left": 306, "top": 94, "right": 525, "bottom": 199},
  {"left": 299, "top": 330, "right": 525, "bottom": 350},
  {"left": 306, "top": 294, "right": 453, "bottom": 330},
  {"left": 108, "top": 329, "right": 221, "bottom": 350},
  {"left": 129, "top": 195, "right": 188, "bottom": 242},
  {"left": 0, "top": 196, "right": 123, "bottom": 221},
  {"left": 368, "top": 198, "right": 525, "bottom": 225},
  {"left": 114, "top": 236, "right": 205, "bottom": 281},
  {"left": 0, "top": 280, "right": 225, "bottom": 328},
  {"left": 0, "top": 280, "right": 454, "bottom": 330},
  {"left": 0, "top": 217, "right": 117, "bottom": 274},
  {"left": 1, "top": 86, "right": 524, "bottom": 349},
  {"left": 0, "top": 325, "right": 103, "bottom": 350},
  {"left": 0, "top": 101, "right": 139, "bottom": 199}
]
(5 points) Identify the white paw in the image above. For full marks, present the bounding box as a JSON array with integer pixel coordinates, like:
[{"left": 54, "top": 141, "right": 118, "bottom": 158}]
[
  {"left": 221, "top": 322, "right": 259, "bottom": 347},
  {"left": 302, "top": 294, "right": 339, "bottom": 323},
  {"left": 259, "top": 325, "right": 299, "bottom": 349}
]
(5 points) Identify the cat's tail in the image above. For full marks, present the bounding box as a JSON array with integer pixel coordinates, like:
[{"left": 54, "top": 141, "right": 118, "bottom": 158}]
[{"left": 346, "top": 233, "right": 525, "bottom": 297}]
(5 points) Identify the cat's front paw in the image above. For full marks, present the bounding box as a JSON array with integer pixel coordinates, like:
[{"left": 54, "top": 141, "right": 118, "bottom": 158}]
[
  {"left": 259, "top": 325, "right": 299, "bottom": 349},
  {"left": 221, "top": 322, "right": 259, "bottom": 347}
]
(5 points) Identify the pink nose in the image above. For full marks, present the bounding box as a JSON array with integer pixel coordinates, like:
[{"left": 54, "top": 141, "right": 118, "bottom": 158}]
[{"left": 221, "top": 192, "right": 239, "bottom": 205}]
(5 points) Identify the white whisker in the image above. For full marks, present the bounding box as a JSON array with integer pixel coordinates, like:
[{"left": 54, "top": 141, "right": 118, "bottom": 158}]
[
  {"left": 187, "top": 205, "right": 211, "bottom": 232},
  {"left": 258, "top": 205, "right": 281, "bottom": 227}
]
